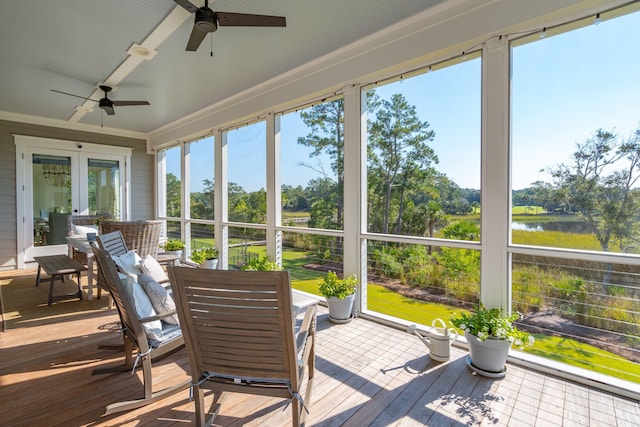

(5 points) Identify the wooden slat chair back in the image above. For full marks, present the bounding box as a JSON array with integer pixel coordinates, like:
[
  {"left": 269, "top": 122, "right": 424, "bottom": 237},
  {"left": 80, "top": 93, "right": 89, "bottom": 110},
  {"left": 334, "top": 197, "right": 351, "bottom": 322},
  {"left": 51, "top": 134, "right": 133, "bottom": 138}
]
[
  {"left": 96, "top": 230, "right": 128, "bottom": 257},
  {"left": 101, "top": 220, "right": 163, "bottom": 259},
  {"left": 91, "top": 230, "right": 127, "bottom": 303},
  {"left": 90, "top": 244, "right": 188, "bottom": 415},
  {"left": 167, "top": 267, "right": 316, "bottom": 427}
]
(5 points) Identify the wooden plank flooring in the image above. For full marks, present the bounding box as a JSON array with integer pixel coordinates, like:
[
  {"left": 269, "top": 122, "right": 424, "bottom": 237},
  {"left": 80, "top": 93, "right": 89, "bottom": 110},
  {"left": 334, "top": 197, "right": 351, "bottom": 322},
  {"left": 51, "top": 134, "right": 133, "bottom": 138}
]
[{"left": 1, "top": 276, "right": 639, "bottom": 426}]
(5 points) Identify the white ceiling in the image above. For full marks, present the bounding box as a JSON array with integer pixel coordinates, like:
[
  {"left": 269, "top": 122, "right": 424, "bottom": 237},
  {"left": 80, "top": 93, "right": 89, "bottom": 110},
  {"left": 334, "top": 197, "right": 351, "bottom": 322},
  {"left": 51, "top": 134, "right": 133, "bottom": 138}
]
[{"left": 0, "top": 0, "right": 445, "bottom": 135}]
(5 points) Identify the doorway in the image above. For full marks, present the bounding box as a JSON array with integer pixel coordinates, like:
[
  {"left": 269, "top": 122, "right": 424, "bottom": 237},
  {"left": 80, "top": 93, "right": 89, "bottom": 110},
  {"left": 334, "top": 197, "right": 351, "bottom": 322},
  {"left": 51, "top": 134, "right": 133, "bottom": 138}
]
[{"left": 15, "top": 135, "right": 131, "bottom": 266}]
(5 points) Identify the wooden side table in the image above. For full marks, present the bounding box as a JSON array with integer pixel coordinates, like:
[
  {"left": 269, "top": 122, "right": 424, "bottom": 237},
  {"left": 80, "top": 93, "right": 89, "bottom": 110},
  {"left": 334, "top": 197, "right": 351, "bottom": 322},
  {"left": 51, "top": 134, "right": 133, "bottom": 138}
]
[
  {"left": 34, "top": 255, "right": 86, "bottom": 306},
  {"left": 156, "top": 252, "right": 182, "bottom": 266}
]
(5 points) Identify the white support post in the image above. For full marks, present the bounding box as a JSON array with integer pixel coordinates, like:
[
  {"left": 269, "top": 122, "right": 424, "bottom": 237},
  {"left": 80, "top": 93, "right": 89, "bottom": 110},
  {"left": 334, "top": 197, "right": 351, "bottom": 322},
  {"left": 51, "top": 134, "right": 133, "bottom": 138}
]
[
  {"left": 343, "top": 84, "right": 366, "bottom": 314},
  {"left": 266, "top": 113, "right": 282, "bottom": 266},
  {"left": 215, "top": 130, "right": 228, "bottom": 269},
  {"left": 156, "top": 149, "right": 168, "bottom": 240},
  {"left": 182, "top": 142, "right": 191, "bottom": 254},
  {"left": 480, "top": 37, "right": 511, "bottom": 312}
]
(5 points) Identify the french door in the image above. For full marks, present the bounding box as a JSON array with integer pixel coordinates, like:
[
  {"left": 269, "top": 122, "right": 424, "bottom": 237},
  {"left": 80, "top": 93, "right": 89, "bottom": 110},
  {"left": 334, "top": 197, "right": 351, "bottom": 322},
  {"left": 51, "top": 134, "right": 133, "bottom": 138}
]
[{"left": 15, "top": 135, "right": 131, "bottom": 266}]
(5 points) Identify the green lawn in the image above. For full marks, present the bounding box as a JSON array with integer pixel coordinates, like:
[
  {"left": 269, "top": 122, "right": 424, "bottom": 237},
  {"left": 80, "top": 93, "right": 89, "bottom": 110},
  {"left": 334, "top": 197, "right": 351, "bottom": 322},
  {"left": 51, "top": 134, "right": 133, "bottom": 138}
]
[{"left": 527, "top": 334, "right": 640, "bottom": 382}]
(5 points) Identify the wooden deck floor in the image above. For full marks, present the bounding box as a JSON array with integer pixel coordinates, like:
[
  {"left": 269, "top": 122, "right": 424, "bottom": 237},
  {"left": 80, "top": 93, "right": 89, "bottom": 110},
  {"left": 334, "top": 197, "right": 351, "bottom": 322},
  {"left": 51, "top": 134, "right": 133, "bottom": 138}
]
[{"left": 1, "top": 273, "right": 639, "bottom": 426}]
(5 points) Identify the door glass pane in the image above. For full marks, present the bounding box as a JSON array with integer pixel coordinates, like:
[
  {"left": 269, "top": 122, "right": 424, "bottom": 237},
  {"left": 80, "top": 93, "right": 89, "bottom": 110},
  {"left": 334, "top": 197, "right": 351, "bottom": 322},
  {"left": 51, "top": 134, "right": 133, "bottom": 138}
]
[
  {"left": 32, "top": 154, "right": 71, "bottom": 246},
  {"left": 88, "top": 158, "right": 120, "bottom": 217}
]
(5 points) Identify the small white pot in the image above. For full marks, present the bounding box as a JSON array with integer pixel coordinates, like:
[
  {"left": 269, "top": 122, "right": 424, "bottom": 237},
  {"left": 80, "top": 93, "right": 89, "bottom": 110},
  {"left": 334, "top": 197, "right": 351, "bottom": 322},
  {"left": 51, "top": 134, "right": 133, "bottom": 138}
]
[
  {"left": 199, "top": 259, "right": 218, "bottom": 269},
  {"left": 326, "top": 293, "right": 355, "bottom": 323},
  {"left": 465, "top": 331, "right": 511, "bottom": 373}
]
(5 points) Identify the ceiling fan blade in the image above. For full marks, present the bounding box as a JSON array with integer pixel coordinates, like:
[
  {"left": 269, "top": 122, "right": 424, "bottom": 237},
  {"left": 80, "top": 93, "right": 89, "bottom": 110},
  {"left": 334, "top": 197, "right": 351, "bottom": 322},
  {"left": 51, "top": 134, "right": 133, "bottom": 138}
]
[
  {"left": 173, "top": 0, "right": 199, "bottom": 13},
  {"left": 215, "top": 12, "right": 286, "bottom": 27},
  {"left": 50, "top": 89, "right": 96, "bottom": 102},
  {"left": 186, "top": 25, "right": 208, "bottom": 51},
  {"left": 111, "top": 101, "right": 150, "bottom": 106}
]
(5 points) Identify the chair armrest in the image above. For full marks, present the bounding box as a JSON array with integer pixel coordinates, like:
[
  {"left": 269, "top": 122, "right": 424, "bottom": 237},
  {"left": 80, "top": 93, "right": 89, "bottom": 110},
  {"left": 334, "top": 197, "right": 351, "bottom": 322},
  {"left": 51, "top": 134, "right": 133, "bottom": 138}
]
[
  {"left": 296, "top": 305, "right": 317, "bottom": 364},
  {"left": 139, "top": 309, "right": 177, "bottom": 323},
  {"left": 181, "top": 260, "right": 200, "bottom": 268}
]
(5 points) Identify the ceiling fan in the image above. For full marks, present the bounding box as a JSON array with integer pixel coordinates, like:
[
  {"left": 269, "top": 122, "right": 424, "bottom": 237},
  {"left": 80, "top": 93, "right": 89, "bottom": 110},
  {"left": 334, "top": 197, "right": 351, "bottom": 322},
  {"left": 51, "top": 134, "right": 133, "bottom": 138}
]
[
  {"left": 174, "top": 0, "right": 286, "bottom": 52},
  {"left": 50, "top": 85, "right": 150, "bottom": 115}
]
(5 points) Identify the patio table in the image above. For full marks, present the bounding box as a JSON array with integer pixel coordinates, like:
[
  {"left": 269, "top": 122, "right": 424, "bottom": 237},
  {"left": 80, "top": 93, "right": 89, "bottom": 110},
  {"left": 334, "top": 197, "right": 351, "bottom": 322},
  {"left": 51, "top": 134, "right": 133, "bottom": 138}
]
[
  {"left": 34, "top": 254, "right": 85, "bottom": 305},
  {"left": 292, "top": 290, "right": 319, "bottom": 315}
]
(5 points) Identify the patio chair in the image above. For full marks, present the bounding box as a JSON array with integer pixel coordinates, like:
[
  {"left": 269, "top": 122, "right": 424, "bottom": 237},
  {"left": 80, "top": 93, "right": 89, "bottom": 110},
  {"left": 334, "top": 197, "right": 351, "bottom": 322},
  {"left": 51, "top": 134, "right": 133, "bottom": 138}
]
[
  {"left": 90, "top": 244, "right": 188, "bottom": 415},
  {"left": 96, "top": 229, "right": 128, "bottom": 258},
  {"left": 167, "top": 267, "right": 316, "bottom": 427},
  {"left": 45, "top": 211, "right": 70, "bottom": 245},
  {"left": 101, "top": 220, "right": 163, "bottom": 259},
  {"left": 92, "top": 230, "right": 129, "bottom": 304}
]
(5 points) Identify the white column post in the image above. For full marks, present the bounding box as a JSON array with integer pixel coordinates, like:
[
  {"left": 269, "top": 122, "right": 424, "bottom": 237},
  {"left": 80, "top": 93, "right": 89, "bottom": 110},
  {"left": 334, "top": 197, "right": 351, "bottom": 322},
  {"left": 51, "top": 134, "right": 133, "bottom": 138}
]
[
  {"left": 481, "top": 37, "right": 511, "bottom": 312},
  {"left": 215, "top": 130, "right": 228, "bottom": 269},
  {"left": 182, "top": 141, "right": 191, "bottom": 254},
  {"left": 266, "top": 113, "right": 282, "bottom": 265},
  {"left": 343, "top": 84, "right": 367, "bottom": 313}
]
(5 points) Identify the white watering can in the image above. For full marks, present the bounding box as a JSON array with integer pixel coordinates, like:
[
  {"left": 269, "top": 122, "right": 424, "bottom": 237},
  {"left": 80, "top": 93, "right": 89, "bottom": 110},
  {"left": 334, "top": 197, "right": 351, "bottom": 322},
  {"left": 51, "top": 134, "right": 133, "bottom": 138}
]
[{"left": 407, "top": 318, "right": 459, "bottom": 362}]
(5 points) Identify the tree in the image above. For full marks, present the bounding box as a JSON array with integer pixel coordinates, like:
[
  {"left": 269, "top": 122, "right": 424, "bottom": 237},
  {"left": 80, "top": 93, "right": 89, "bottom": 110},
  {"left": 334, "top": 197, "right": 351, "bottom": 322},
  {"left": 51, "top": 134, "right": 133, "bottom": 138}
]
[
  {"left": 550, "top": 128, "right": 640, "bottom": 254},
  {"left": 165, "top": 172, "right": 181, "bottom": 217},
  {"left": 368, "top": 93, "right": 438, "bottom": 234},
  {"left": 549, "top": 128, "right": 640, "bottom": 286},
  {"left": 281, "top": 184, "right": 309, "bottom": 211},
  {"left": 190, "top": 178, "right": 214, "bottom": 219},
  {"left": 297, "top": 99, "right": 345, "bottom": 229}
]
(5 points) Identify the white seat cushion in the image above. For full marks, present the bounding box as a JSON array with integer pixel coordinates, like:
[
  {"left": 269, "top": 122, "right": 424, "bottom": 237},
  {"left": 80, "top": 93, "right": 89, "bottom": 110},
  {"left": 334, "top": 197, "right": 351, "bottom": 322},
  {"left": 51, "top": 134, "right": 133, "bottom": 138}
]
[{"left": 73, "top": 224, "right": 99, "bottom": 237}]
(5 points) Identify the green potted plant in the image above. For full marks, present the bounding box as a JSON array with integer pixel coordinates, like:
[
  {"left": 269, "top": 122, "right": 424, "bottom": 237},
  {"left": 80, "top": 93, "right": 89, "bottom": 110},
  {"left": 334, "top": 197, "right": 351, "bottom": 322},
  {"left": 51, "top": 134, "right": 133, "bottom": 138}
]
[
  {"left": 160, "top": 239, "right": 186, "bottom": 256},
  {"left": 450, "top": 304, "right": 534, "bottom": 376},
  {"left": 190, "top": 246, "right": 219, "bottom": 269},
  {"left": 319, "top": 271, "right": 357, "bottom": 323},
  {"left": 240, "top": 255, "right": 282, "bottom": 271}
]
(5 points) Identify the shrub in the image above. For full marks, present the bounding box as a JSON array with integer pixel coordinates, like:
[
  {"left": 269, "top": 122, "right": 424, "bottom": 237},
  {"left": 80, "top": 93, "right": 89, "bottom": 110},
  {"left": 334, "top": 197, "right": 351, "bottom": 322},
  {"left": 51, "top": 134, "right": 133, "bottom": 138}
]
[
  {"left": 241, "top": 255, "right": 282, "bottom": 271},
  {"left": 319, "top": 271, "right": 357, "bottom": 299},
  {"left": 160, "top": 239, "right": 185, "bottom": 251},
  {"left": 190, "top": 247, "right": 218, "bottom": 264},
  {"left": 451, "top": 304, "right": 535, "bottom": 348}
]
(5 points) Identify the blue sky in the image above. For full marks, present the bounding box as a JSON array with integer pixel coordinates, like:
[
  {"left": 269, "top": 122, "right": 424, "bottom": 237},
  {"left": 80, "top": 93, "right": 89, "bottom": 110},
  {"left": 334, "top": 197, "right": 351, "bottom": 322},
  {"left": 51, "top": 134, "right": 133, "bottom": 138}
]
[
  {"left": 511, "top": 10, "right": 640, "bottom": 190},
  {"left": 173, "top": 8, "right": 640, "bottom": 193}
]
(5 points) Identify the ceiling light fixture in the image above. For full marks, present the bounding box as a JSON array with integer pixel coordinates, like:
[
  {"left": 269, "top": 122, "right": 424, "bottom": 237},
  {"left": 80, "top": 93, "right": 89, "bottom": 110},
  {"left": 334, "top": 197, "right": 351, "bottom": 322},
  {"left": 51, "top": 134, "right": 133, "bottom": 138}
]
[
  {"left": 127, "top": 43, "right": 157, "bottom": 60},
  {"left": 74, "top": 105, "right": 94, "bottom": 113}
]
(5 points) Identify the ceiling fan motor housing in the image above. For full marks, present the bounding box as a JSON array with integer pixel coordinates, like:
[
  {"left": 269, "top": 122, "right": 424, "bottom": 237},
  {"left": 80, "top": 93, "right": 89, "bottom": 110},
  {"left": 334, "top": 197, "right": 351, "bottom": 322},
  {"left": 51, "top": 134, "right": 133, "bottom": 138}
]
[
  {"left": 99, "top": 98, "right": 113, "bottom": 109},
  {"left": 195, "top": 8, "right": 217, "bottom": 32}
]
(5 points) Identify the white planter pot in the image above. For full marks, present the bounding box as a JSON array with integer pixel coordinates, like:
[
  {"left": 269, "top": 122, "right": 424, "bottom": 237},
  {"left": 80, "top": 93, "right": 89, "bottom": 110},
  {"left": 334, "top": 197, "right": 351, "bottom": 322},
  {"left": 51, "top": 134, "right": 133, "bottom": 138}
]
[
  {"left": 326, "top": 294, "right": 355, "bottom": 323},
  {"left": 199, "top": 259, "right": 218, "bottom": 269},
  {"left": 465, "top": 331, "right": 511, "bottom": 374}
]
